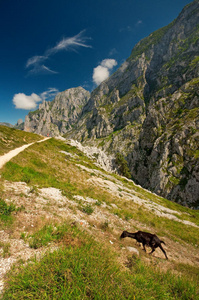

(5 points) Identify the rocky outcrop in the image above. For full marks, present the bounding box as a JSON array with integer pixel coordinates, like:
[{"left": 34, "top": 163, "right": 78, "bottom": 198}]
[
  {"left": 67, "top": 1, "right": 199, "bottom": 208},
  {"left": 24, "top": 87, "right": 90, "bottom": 137}
]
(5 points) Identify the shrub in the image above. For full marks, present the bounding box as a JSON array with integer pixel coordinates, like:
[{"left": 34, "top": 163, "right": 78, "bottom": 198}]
[
  {"left": 115, "top": 153, "right": 132, "bottom": 179},
  {"left": 0, "top": 199, "right": 16, "bottom": 217},
  {"left": 82, "top": 204, "right": 94, "bottom": 215}
]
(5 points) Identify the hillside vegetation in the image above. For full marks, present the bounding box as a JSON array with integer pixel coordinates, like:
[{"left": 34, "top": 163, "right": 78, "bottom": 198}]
[
  {"left": 0, "top": 125, "right": 43, "bottom": 156},
  {"left": 0, "top": 128, "right": 198, "bottom": 299}
]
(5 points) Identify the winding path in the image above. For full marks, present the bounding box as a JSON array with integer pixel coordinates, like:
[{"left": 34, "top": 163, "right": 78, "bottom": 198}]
[{"left": 0, "top": 137, "right": 50, "bottom": 169}]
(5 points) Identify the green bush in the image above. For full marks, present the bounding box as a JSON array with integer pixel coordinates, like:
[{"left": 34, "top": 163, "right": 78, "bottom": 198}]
[
  {"left": 82, "top": 203, "right": 94, "bottom": 215},
  {"left": 0, "top": 199, "right": 15, "bottom": 217},
  {"left": 115, "top": 153, "right": 132, "bottom": 179}
]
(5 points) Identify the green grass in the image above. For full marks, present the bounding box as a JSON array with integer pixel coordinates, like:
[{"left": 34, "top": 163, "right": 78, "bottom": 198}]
[
  {"left": 0, "top": 125, "right": 43, "bottom": 155},
  {"left": 0, "top": 138, "right": 111, "bottom": 202},
  {"left": 3, "top": 224, "right": 198, "bottom": 300},
  {"left": 81, "top": 203, "right": 94, "bottom": 215},
  {"left": 1, "top": 138, "right": 198, "bottom": 247},
  {"left": 0, "top": 198, "right": 16, "bottom": 224},
  {"left": 0, "top": 198, "right": 25, "bottom": 229},
  {"left": 23, "top": 223, "right": 77, "bottom": 249},
  {"left": 0, "top": 241, "right": 11, "bottom": 258},
  {"left": 1, "top": 134, "right": 199, "bottom": 299}
]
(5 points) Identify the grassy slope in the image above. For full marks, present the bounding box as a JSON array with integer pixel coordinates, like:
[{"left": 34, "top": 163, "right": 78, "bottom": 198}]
[
  {"left": 0, "top": 125, "right": 43, "bottom": 155},
  {"left": 0, "top": 136, "right": 199, "bottom": 299}
]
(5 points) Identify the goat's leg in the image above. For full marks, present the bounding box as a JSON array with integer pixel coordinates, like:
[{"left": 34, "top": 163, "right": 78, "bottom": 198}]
[
  {"left": 142, "top": 243, "right": 146, "bottom": 252},
  {"left": 149, "top": 247, "right": 155, "bottom": 255},
  {"left": 159, "top": 245, "right": 168, "bottom": 260}
]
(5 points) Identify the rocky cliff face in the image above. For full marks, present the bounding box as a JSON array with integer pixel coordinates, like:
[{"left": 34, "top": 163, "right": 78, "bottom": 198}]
[
  {"left": 24, "top": 87, "right": 90, "bottom": 137},
  {"left": 67, "top": 1, "right": 199, "bottom": 208},
  {"left": 24, "top": 1, "right": 199, "bottom": 208}
]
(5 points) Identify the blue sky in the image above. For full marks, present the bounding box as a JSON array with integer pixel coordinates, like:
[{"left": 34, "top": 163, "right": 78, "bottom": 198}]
[{"left": 0, "top": 0, "right": 191, "bottom": 125}]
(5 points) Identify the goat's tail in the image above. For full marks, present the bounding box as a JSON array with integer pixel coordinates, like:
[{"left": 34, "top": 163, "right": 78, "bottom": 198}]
[{"left": 160, "top": 240, "right": 166, "bottom": 245}]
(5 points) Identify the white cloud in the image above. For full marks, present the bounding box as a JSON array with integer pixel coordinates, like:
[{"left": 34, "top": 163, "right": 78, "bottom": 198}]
[
  {"left": 26, "top": 30, "right": 92, "bottom": 75},
  {"left": 101, "top": 59, "right": 117, "bottom": 69},
  {"left": 92, "top": 59, "right": 117, "bottom": 85},
  {"left": 40, "top": 88, "right": 59, "bottom": 101},
  {"left": 49, "top": 30, "right": 92, "bottom": 54},
  {"left": 13, "top": 93, "right": 41, "bottom": 110},
  {"left": 13, "top": 88, "right": 59, "bottom": 110},
  {"left": 93, "top": 66, "right": 110, "bottom": 86},
  {"left": 26, "top": 55, "right": 47, "bottom": 68}
]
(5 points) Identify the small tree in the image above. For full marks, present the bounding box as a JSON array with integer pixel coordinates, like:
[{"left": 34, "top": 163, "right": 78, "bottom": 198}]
[{"left": 115, "top": 153, "right": 132, "bottom": 179}]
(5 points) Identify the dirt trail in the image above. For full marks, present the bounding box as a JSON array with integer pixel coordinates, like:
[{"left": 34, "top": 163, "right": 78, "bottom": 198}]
[{"left": 0, "top": 137, "right": 51, "bottom": 169}]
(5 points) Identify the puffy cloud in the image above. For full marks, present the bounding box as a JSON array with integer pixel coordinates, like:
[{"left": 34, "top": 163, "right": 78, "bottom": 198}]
[
  {"left": 93, "top": 59, "right": 117, "bottom": 85},
  {"left": 13, "top": 87, "right": 59, "bottom": 110},
  {"left": 93, "top": 66, "right": 110, "bottom": 86},
  {"left": 101, "top": 59, "right": 117, "bottom": 69},
  {"left": 13, "top": 93, "right": 41, "bottom": 110}
]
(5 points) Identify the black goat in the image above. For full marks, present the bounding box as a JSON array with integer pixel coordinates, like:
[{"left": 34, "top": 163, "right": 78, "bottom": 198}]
[{"left": 120, "top": 230, "right": 168, "bottom": 260}]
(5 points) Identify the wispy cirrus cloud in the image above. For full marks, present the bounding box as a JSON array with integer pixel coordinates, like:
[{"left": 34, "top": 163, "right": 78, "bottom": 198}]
[
  {"left": 26, "top": 30, "right": 92, "bottom": 75},
  {"left": 40, "top": 88, "right": 59, "bottom": 101},
  {"left": 13, "top": 88, "right": 59, "bottom": 110},
  {"left": 48, "top": 30, "right": 92, "bottom": 55}
]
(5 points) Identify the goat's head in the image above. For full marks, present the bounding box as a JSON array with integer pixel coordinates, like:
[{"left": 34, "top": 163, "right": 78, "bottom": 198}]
[{"left": 120, "top": 231, "right": 128, "bottom": 239}]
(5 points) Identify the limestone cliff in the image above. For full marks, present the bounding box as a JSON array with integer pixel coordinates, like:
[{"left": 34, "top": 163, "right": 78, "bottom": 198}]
[
  {"left": 24, "top": 87, "right": 90, "bottom": 137},
  {"left": 67, "top": 1, "right": 199, "bottom": 208}
]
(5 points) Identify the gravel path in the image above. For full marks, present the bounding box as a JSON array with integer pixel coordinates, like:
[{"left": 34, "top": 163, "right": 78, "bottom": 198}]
[{"left": 0, "top": 137, "right": 50, "bottom": 169}]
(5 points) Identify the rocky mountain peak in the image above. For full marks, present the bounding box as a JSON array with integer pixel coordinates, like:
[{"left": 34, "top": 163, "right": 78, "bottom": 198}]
[{"left": 24, "top": 87, "right": 90, "bottom": 137}]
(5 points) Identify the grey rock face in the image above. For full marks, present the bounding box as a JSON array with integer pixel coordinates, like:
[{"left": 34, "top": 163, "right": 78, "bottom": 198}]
[
  {"left": 24, "top": 87, "right": 90, "bottom": 137},
  {"left": 67, "top": 1, "right": 199, "bottom": 208}
]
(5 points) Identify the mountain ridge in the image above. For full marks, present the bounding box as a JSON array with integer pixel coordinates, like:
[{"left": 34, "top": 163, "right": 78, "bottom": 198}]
[{"left": 24, "top": 0, "right": 199, "bottom": 208}]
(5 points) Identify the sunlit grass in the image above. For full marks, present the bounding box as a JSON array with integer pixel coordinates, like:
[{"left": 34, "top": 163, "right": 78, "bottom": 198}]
[
  {"left": 1, "top": 138, "right": 198, "bottom": 247},
  {"left": 0, "top": 125, "right": 43, "bottom": 155},
  {"left": 3, "top": 223, "right": 198, "bottom": 300},
  {"left": 0, "top": 136, "right": 199, "bottom": 299}
]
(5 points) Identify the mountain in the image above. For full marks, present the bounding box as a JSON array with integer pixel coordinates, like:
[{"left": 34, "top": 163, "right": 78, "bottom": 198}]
[
  {"left": 0, "top": 122, "right": 14, "bottom": 128},
  {"left": 24, "top": 1, "right": 199, "bottom": 208},
  {"left": 24, "top": 87, "right": 90, "bottom": 136},
  {"left": 0, "top": 120, "right": 24, "bottom": 130}
]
